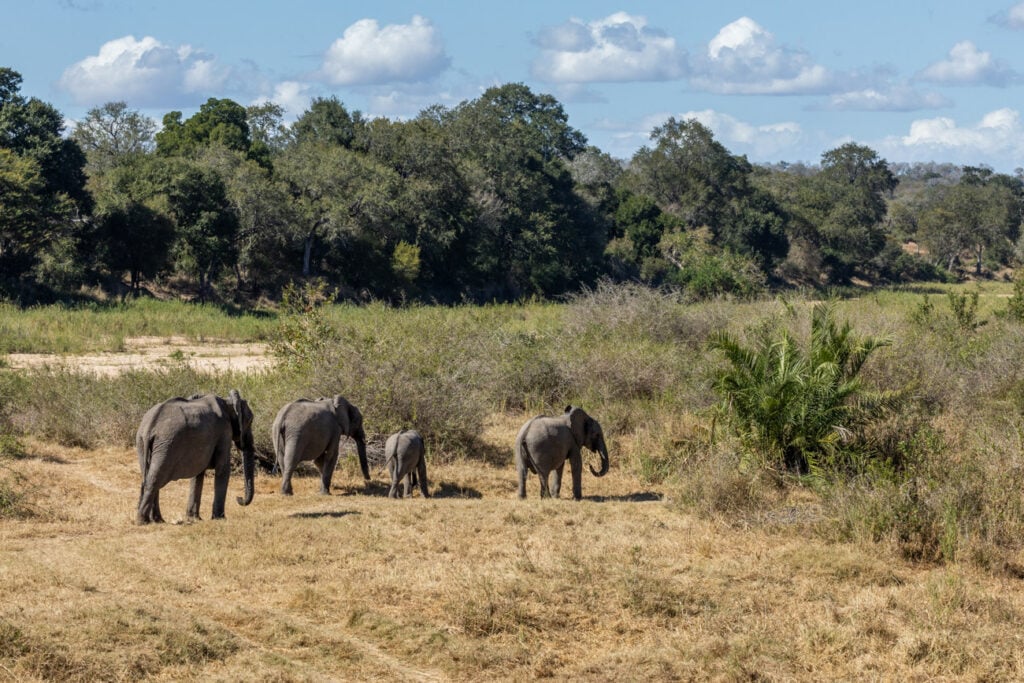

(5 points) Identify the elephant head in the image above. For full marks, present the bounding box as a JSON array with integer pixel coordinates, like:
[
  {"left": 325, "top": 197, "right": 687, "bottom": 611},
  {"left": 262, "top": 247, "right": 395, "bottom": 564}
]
[
  {"left": 227, "top": 389, "right": 257, "bottom": 506},
  {"left": 331, "top": 395, "right": 369, "bottom": 480},
  {"left": 566, "top": 405, "right": 609, "bottom": 477}
]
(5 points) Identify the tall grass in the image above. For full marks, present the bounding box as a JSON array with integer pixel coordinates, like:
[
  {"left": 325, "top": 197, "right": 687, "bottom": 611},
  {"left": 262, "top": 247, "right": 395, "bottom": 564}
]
[
  {"left": 0, "top": 297, "right": 275, "bottom": 354},
  {"left": 6, "top": 282, "right": 1024, "bottom": 568}
]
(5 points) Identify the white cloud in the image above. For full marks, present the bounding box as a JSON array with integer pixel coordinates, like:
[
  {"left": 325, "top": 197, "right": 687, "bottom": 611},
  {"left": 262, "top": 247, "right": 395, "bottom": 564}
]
[
  {"left": 991, "top": 2, "right": 1024, "bottom": 29},
  {"left": 917, "top": 41, "right": 1018, "bottom": 86},
  {"left": 58, "top": 35, "right": 229, "bottom": 106},
  {"left": 680, "top": 109, "right": 804, "bottom": 158},
  {"left": 877, "top": 108, "right": 1024, "bottom": 168},
  {"left": 691, "top": 17, "right": 832, "bottom": 94},
  {"left": 593, "top": 109, "right": 803, "bottom": 162},
  {"left": 531, "top": 12, "right": 686, "bottom": 83},
  {"left": 251, "top": 81, "right": 314, "bottom": 119},
  {"left": 319, "top": 15, "right": 449, "bottom": 86},
  {"left": 826, "top": 85, "right": 949, "bottom": 111}
]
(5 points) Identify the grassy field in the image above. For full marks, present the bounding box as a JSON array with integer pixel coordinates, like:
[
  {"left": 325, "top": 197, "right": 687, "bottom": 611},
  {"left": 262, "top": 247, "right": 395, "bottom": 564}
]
[
  {"left": 4, "top": 282, "right": 1024, "bottom": 680},
  {"left": 4, "top": 435, "right": 1024, "bottom": 681}
]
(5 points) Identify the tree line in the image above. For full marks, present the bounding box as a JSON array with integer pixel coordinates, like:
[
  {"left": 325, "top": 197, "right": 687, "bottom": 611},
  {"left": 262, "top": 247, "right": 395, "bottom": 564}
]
[{"left": 2, "top": 65, "right": 1022, "bottom": 305}]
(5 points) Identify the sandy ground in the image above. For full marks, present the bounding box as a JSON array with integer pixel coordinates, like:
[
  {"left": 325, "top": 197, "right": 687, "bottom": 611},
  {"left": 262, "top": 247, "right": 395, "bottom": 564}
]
[{"left": 5, "top": 336, "right": 272, "bottom": 376}]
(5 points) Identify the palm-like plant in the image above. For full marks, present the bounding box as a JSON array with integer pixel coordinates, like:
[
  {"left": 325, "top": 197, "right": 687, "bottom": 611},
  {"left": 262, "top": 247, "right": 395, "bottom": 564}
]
[{"left": 711, "top": 303, "right": 898, "bottom": 476}]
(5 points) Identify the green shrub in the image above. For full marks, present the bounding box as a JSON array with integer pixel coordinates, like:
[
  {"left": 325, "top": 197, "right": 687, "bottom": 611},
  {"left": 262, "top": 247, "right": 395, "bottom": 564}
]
[{"left": 710, "top": 302, "right": 900, "bottom": 477}]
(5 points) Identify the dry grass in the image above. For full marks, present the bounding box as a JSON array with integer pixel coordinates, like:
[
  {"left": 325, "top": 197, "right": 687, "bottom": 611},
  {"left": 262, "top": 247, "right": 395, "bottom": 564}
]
[{"left": 3, "top": 431, "right": 1024, "bottom": 682}]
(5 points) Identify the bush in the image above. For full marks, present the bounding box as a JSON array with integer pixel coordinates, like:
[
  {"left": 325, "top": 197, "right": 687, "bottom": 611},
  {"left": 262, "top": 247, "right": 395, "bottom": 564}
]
[{"left": 710, "top": 302, "right": 901, "bottom": 477}]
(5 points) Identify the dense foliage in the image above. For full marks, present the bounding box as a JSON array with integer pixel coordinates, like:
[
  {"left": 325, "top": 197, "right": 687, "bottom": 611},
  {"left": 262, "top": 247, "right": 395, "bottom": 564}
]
[{"left": 2, "top": 66, "right": 1023, "bottom": 304}]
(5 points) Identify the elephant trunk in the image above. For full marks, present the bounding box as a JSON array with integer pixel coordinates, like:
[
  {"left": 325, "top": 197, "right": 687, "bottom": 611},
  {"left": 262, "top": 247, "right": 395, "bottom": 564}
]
[
  {"left": 238, "top": 448, "right": 256, "bottom": 506},
  {"left": 354, "top": 430, "right": 370, "bottom": 481},
  {"left": 589, "top": 435, "right": 609, "bottom": 477}
]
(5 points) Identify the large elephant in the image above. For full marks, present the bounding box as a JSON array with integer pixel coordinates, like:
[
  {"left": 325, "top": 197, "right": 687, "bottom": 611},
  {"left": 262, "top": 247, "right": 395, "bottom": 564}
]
[
  {"left": 136, "top": 390, "right": 256, "bottom": 524},
  {"left": 383, "top": 429, "right": 428, "bottom": 499},
  {"left": 514, "top": 405, "right": 609, "bottom": 500},
  {"left": 272, "top": 396, "right": 369, "bottom": 495}
]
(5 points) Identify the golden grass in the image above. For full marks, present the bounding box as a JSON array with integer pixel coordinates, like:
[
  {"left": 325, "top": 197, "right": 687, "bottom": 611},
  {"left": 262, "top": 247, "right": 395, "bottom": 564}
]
[{"left": 2, "top": 430, "right": 1024, "bottom": 682}]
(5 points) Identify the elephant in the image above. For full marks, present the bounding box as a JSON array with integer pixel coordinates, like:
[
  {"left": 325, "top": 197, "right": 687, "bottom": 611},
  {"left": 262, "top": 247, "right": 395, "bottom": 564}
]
[
  {"left": 514, "top": 405, "right": 609, "bottom": 500},
  {"left": 383, "top": 429, "right": 428, "bottom": 499},
  {"left": 271, "top": 396, "right": 369, "bottom": 495},
  {"left": 136, "top": 390, "right": 256, "bottom": 525}
]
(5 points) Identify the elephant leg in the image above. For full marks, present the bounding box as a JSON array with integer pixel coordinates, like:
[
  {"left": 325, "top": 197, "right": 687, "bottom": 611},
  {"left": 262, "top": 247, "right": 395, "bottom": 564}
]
[
  {"left": 403, "top": 470, "right": 412, "bottom": 498},
  {"left": 187, "top": 472, "right": 205, "bottom": 520},
  {"left": 517, "top": 465, "right": 528, "bottom": 499},
  {"left": 280, "top": 447, "right": 296, "bottom": 495},
  {"left": 319, "top": 440, "right": 340, "bottom": 494},
  {"left": 313, "top": 453, "right": 329, "bottom": 495},
  {"left": 552, "top": 462, "right": 565, "bottom": 499},
  {"left": 152, "top": 490, "right": 163, "bottom": 523},
  {"left": 538, "top": 469, "right": 551, "bottom": 498},
  {"left": 137, "top": 484, "right": 160, "bottom": 524},
  {"left": 570, "top": 450, "right": 583, "bottom": 501},
  {"left": 417, "top": 457, "right": 429, "bottom": 498},
  {"left": 211, "top": 452, "right": 230, "bottom": 519}
]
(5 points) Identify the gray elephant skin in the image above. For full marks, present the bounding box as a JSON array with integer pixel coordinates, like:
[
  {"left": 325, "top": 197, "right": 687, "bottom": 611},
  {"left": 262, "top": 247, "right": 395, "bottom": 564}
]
[
  {"left": 136, "top": 390, "right": 256, "bottom": 524},
  {"left": 384, "top": 429, "right": 429, "bottom": 498},
  {"left": 272, "top": 396, "right": 369, "bottom": 495},
  {"left": 514, "top": 405, "right": 609, "bottom": 500}
]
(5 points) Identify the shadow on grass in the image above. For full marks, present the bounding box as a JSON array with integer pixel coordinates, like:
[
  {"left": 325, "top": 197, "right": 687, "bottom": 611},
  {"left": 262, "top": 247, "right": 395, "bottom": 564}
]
[
  {"left": 584, "top": 491, "right": 663, "bottom": 503},
  {"left": 289, "top": 510, "right": 361, "bottom": 519},
  {"left": 335, "top": 481, "right": 391, "bottom": 497},
  {"left": 431, "top": 481, "right": 483, "bottom": 499}
]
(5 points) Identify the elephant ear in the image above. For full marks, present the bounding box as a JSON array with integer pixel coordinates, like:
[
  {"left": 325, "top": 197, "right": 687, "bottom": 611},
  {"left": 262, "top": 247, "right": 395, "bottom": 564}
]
[
  {"left": 347, "top": 403, "right": 363, "bottom": 435},
  {"left": 331, "top": 395, "right": 352, "bottom": 433},
  {"left": 567, "top": 406, "right": 587, "bottom": 449},
  {"left": 227, "top": 389, "right": 244, "bottom": 441}
]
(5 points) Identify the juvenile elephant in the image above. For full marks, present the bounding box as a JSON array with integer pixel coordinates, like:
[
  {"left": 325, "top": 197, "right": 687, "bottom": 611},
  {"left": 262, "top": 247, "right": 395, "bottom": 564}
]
[
  {"left": 514, "top": 405, "right": 609, "bottom": 500},
  {"left": 136, "top": 390, "right": 256, "bottom": 524},
  {"left": 272, "top": 396, "right": 369, "bottom": 495},
  {"left": 383, "top": 429, "right": 428, "bottom": 499}
]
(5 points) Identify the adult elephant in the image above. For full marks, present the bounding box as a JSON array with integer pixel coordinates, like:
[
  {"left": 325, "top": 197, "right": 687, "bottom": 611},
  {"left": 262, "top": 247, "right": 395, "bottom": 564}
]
[
  {"left": 136, "top": 390, "right": 256, "bottom": 525},
  {"left": 514, "top": 405, "right": 609, "bottom": 500},
  {"left": 272, "top": 396, "right": 369, "bottom": 495}
]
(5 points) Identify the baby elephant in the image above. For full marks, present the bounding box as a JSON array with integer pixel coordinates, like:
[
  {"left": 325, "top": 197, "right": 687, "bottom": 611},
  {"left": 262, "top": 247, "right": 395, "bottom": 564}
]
[{"left": 383, "top": 430, "right": 429, "bottom": 499}]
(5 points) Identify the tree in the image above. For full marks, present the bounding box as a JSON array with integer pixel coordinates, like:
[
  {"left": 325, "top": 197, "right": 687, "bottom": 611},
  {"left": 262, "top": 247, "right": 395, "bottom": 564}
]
[
  {"left": 71, "top": 101, "right": 156, "bottom": 175},
  {"left": 813, "top": 143, "right": 897, "bottom": 277},
  {"left": 156, "top": 98, "right": 252, "bottom": 158},
  {"left": 197, "top": 144, "right": 297, "bottom": 292},
  {"left": 166, "top": 163, "right": 239, "bottom": 301},
  {"left": 627, "top": 118, "right": 788, "bottom": 270},
  {"left": 291, "top": 97, "right": 363, "bottom": 148},
  {"left": 0, "top": 67, "right": 89, "bottom": 286},
  {"left": 444, "top": 84, "right": 601, "bottom": 297}
]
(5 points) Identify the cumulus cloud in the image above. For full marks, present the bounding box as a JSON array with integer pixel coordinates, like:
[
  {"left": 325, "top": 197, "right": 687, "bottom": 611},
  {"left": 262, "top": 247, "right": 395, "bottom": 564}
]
[
  {"left": 251, "top": 81, "right": 314, "bottom": 119},
  {"left": 691, "top": 17, "right": 832, "bottom": 95},
  {"left": 58, "top": 35, "right": 229, "bottom": 106},
  {"left": 319, "top": 15, "right": 450, "bottom": 86},
  {"left": 916, "top": 41, "right": 1018, "bottom": 86},
  {"left": 876, "top": 108, "right": 1024, "bottom": 167},
  {"left": 593, "top": 109, "right": 803, "bottom": 162},
  {"left": 991, "top": 2, "right": 1024, "bottom": 29},
  {"left": 826, "top": 85, "right": 949, "bottom": 111},
  {"left": 678, "top": 109, "right": 804, "bottom": 158},
  {"left": 531, "top": 12, "right": 686, "bottom": 83}
]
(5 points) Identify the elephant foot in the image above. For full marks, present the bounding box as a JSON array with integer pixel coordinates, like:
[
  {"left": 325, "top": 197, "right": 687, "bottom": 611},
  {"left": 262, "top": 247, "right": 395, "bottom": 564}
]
[{"left": 318, "top": 490, "right": 331, "bottom": 496}]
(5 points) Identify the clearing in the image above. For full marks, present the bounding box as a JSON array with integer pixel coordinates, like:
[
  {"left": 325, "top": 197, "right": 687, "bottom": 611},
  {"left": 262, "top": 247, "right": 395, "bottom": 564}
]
[{"left": 2, "top": 434, "right": 1024, "bottom": 681}]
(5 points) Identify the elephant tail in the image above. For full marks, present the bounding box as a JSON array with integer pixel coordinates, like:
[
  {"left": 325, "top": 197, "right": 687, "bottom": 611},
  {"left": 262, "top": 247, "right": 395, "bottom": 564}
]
[
  {"left": 377, "top": 436, "right": 398, "bottom": 478},
  {"left": 518, "top": 419, "right": 539, "bottom": 474},
  {"left": 273, "top": 421, "right": 286, "bottom": 475},
  {"left": 139, "top": 434, "right": 156, "bottom": 502}
]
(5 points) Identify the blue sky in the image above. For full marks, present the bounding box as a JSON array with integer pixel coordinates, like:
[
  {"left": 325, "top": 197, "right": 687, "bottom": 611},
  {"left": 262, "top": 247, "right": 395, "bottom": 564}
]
[{"left": 5, "top": 1, "right": 1024, "bottom": 171}]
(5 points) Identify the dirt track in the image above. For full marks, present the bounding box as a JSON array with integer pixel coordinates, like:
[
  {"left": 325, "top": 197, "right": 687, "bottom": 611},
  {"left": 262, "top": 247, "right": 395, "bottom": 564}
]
[{"left": 5, "top": 336, "right": 272, "bottom": 376}]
